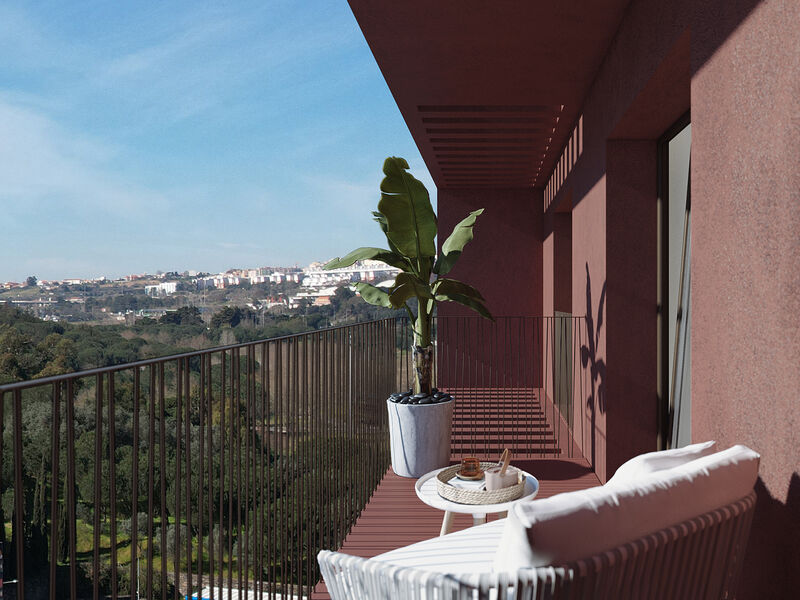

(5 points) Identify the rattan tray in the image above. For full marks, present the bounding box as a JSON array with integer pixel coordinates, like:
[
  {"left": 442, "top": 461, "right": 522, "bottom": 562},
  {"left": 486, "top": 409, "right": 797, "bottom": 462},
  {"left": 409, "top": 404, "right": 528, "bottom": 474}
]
[{"left": 436, "top": 462, "right": 524, "bottom": 505}]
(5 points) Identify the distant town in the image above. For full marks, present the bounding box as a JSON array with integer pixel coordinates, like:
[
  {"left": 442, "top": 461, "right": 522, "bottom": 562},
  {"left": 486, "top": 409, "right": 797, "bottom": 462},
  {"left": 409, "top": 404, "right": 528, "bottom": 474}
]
[{"left": 0, "top": 259, "right": 401, "bottom": 324}]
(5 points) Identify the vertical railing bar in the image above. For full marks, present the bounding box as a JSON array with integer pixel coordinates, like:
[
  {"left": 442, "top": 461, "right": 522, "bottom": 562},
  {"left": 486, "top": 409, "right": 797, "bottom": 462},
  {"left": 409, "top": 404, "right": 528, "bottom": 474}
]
[
  {"left": 207, "top": 353, "right": 216, "bottom": 600},
  {"left": 159, "top": 362, "right": 168, "bottom": 598},
  {"left": 312, "top": 330, "right": 319, "bottom": 597},
  {"left": 220, "top": 350, "right": 227, "bottom": 600},
  {"left": 227, "top": 349, "right": 234, "bottom": 600},
  {"left": 66, "top": 379, "right": 78, "bottom": 600},
  {"left": 543, "top": 317, "right": 549, "bottom": 456},
  {"left": 109, "top": 371, "right": 118, "bottom": 600},
  {"left": 259, "top": 342, "right": 267, "bottom": 600},
  {"left": 550, "top": 317, "right": 556, "bottom": 457},
  {"left": 266, "top": 341, "right": 274, "bottom": 600},
  {"left": 48, "top": 382, "right": 61, "bottom": 600},
  {"left": 323, "top": 330, "right": 330, "bottom": 571},
  {"left": 312, "top": 331, "right": 320, "bottom": 597},
  {"left": 244, "top": 346, "right": 252, "bottom": 596},
  {"left": 92, "top": 373, "right": 103, "bottom": 600},
  {"left": 278, "top": 339, "right": 285, "bottom": 600},
  {"left": 146, "top": 366, "right": 156, "bottom": 598},
  {"left": 235, "top": 347, "right": 243, "bottom": 595},
  {"left": 519, "top": 316, "right": 524, "bottom": 450},
  {"left": 198, "top": 353, "right": 205, "bottom": 599},
  {"left": 293, "top": 333, "right": 300, "bottom": 597},
  {"left": 131, "top": 369, "right": 140, "bottom": 600},
  {"left": 11, "top": 388, "right": 25, "bottom": 600},
  {"left": 334, "top": 328, "right": 341, "bottom": 550},
  {"left": 356, "top": 324, "right": 363, "bottom": 528},
  {"left": 303, "top": 332, "right": 311, "bottom": 597},
  {"left": 175, "top": 358, "right": 183, "bottom": 600},
  {"left": 526, "top": 318, "right": 531, "bottom": 457},
  {"left": 185, "top": 356, "right": 193, "bottom": 599}
]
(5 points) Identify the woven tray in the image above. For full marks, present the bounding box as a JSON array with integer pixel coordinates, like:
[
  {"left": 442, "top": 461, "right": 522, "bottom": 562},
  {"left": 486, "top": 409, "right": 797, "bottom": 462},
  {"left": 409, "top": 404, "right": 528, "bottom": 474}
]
[{"left": 436, "top": 462, "right": 524, "bottom": 505}]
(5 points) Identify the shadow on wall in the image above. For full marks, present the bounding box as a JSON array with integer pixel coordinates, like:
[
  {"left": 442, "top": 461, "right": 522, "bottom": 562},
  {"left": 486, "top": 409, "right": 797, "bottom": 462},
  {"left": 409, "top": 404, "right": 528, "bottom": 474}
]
[
  {"left": 740, "top": 473, "right": 800, "bottom": 597},
  {"left": 579, "top": 263, "right": 606, "bottom": 470}
]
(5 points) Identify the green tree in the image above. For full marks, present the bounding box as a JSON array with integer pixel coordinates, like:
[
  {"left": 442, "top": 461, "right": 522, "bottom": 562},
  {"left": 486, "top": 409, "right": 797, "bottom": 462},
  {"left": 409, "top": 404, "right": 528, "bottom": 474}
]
[
  {"left": 26, "top": 275, "right": 38, "bottom": 287},
  {"left": 210, "top": 306, "right": 252, "bottom": 329},
  {"left": 159, "top": 306, "right": 203, "bottom": 326}
]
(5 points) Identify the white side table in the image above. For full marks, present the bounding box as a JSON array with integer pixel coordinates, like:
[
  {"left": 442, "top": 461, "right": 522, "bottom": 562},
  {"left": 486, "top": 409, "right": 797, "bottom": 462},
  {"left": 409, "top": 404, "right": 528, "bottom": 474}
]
[{"left": 415, "top": 467, "right": 539, "bottom": 536}]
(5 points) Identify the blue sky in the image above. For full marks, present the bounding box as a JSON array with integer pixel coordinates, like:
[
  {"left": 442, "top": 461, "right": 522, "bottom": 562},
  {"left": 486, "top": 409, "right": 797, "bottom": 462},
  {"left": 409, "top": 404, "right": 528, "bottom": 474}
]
[{"left": 0, "top": 1, "right": 433, "bottom": 281}]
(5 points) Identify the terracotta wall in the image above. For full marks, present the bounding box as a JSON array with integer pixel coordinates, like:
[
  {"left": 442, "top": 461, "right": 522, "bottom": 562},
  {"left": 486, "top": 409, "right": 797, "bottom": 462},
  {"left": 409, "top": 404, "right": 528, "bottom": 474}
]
[
  {"left": 437, "top": 188, "right": 542, "bottom": 318},
  {"left": 539, "top": 0, "right": 798, "bottom": 594},
  {"left": 548, "top": 0, "right": 691, "bottom": 481},
  {"left": 436, "top": 188, "right": 543, "bottom": 389},
  {"left": 690, "top": 1, "right": 800, "bottom": 596}
]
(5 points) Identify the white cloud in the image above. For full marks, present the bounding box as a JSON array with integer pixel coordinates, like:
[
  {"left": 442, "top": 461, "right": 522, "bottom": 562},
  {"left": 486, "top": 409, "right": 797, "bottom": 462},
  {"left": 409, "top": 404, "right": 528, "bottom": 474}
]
[{"left": 0, "top": 99, "right": 167, "bottom": 216}]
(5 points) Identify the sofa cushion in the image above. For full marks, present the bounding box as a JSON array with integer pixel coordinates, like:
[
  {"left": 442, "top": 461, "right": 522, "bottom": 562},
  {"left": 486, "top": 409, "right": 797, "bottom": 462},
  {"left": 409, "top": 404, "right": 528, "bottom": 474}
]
[
  {"left": 607, "top": 440, "right": 717, "bottom": 484},
  {"left": 373, "top": 518, "right": 505, "bottom": 574},
  {"left": 493, "top": 444, "right": 759, "bottom": 573}
]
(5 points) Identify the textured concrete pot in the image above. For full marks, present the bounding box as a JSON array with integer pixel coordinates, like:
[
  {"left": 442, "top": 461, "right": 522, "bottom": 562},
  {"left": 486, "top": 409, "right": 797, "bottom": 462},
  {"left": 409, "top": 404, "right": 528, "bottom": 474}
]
[{"left": 387, "top": 398, "right": 453, "bottom": 478}]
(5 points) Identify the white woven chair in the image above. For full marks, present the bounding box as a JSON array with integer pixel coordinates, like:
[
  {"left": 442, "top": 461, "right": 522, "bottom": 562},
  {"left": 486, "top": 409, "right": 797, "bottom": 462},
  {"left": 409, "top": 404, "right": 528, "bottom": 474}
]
[{"left": 318, "top": 491, "right": 755, "bottom": 600}]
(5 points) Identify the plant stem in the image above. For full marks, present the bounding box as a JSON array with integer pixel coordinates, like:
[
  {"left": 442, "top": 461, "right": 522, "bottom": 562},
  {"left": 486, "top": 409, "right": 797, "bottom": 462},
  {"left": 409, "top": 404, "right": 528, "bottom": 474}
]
[{"left": 412, "top": 300, "right": 433, "bottom": 394}]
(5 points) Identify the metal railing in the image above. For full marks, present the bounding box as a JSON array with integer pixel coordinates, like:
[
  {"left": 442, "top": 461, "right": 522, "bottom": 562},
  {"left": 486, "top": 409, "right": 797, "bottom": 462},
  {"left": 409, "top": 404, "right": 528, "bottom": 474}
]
[
  {"left": 0, "top": 320, "right": 396, "bottom": 600},
  {"left": 0, "top": 315, "right": 587, "bottom": 600},
  {"left": 397, "top": 316, "right": 588, "bottom": 460}
]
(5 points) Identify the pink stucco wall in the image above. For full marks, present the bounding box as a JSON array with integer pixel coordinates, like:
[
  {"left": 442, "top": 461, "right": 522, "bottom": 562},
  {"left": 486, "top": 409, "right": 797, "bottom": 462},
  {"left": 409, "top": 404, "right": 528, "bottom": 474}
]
[
  {"left": 437, "top": 188, "right": 543, "bottom": 318},
  {"left": 690, "top": 1, "right": 800, "bottom": 596},
  {"left": 540, "top": 0, "right": 798, "bottom": 594},
  {"left": 436, "top": 188, "right": 543, "bottom": 390},
  {"left": 548, "top": 0, "right": 691, "bottom": 481}
]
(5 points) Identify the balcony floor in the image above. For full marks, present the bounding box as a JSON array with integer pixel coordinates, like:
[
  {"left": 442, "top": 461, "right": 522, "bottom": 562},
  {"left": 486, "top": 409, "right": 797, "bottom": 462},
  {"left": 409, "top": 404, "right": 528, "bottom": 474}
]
[{"left": 312, "top": 458, "right": 600, "bottom": 599}]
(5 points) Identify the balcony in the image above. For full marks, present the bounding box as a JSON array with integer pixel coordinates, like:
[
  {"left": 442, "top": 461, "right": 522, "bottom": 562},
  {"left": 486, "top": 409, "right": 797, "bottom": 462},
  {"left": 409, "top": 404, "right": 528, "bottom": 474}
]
[{"left": 0, "top": 316, "right": 596, "bottom": 600}]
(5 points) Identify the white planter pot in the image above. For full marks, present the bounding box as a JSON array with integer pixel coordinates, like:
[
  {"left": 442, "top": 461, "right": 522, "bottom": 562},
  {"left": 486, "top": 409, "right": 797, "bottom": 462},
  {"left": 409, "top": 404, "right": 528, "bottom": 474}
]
[{"left": 387, "top": 398, "right": 453, "bottom": 478}]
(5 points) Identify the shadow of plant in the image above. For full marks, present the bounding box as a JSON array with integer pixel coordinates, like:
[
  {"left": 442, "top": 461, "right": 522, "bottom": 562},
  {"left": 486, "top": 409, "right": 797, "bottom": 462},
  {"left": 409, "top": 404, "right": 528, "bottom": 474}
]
[{"left": 579, "top": 263, "right": 607, "bottom": 468}]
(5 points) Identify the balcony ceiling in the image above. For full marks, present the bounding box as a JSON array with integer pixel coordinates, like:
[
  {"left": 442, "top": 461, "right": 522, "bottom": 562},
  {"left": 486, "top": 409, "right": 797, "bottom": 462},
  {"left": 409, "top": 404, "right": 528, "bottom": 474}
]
[{"left": 348, "top": 1, "right": 631, "bottom": 189}]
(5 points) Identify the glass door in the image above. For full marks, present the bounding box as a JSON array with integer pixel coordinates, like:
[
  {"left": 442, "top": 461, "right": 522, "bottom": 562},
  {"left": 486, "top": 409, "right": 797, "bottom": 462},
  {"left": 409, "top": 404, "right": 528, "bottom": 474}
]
[{"left": 659, "top": 116, "right": 691, "bottom": 448}]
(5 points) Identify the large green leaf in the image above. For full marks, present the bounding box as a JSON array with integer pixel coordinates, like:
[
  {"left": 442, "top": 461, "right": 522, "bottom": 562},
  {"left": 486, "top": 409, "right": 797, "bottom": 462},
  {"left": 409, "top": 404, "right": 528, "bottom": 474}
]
[
  {"left": 433, "top": 208, "right": 484, "bottom": 275},
  {"left": 324, "top": 247, "right": 409, "bottom": 271},
  {"left": 435, "top": 291, "right": 494, "bottom": 321},
  {"left": 377, "top": 157, "right": 437, "bottom": 259},
  {"left": 354, "top": 282, "right": 393, "bottom": 308},
  {"left": 388, "top": 272, "right": 433, "bottom": 309},
  {"left": 372, "top": 211, "right": 406, "bottom": 259},
  {"left": 432, "top": 278, "right": 487, "bottom": 302}
]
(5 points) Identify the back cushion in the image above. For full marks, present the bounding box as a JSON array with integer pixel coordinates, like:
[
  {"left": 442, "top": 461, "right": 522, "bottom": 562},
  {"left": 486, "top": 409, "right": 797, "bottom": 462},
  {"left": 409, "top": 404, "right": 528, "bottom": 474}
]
[
  {"left": 493, "top": 445, "right": 759, "bottom": 573},
  {"left": 606, "top": 440, "right": 717, "bottom": 484}
]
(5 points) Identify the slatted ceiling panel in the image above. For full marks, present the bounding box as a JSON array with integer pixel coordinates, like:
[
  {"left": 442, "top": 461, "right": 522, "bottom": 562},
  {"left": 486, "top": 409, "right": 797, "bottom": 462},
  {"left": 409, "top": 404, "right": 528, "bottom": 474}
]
[
  {"left": 311, "top": 460, "right": 601, "bottom": 599},
  {"left": 415, "top": 104, "right": 563, "bottom": 188}
]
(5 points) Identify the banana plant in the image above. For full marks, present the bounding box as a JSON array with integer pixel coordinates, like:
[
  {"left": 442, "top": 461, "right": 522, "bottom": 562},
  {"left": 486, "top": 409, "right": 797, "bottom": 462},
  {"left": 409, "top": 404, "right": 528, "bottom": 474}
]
[{"left": 325, "top": 157, "right": 493, "bottom": 395}]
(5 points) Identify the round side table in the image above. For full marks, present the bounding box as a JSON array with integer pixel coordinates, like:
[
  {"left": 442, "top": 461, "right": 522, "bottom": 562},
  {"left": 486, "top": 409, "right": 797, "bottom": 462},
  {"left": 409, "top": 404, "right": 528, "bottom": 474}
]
[{"left": 414, "top": 466, "right": 539, "bottom": 536}]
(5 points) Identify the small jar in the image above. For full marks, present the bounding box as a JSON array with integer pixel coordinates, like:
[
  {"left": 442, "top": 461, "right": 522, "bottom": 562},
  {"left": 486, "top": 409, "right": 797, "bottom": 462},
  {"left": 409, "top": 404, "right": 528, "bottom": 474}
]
[
  {"left": 460, "top": 456, "right": 481, "bottom": 477},
  {"left": 485, "top": 466, "right": 518, "bottom": 490}
]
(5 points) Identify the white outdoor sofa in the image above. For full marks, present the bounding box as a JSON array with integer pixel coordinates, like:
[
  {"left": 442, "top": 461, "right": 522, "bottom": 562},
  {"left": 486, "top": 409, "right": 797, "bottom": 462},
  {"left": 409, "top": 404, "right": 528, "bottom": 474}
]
[{"left": 318, "top": 442, "right": 759, "bottom": 599}]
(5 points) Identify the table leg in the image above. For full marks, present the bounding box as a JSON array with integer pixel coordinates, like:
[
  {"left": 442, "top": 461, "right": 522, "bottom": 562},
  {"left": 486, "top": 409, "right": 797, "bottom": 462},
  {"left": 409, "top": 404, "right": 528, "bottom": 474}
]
[
  {"left": 440, "top": 511, "right": 455, "bottom": 536},
  {"left": 473, "top": 513, "right": 487, "bottom": 526}
]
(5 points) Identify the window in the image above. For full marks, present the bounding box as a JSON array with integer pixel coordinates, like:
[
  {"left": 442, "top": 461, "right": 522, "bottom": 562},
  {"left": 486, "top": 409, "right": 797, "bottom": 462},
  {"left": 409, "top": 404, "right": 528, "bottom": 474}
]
[{"left": 658, "top": 115, "right": 691, "bottom": 448}]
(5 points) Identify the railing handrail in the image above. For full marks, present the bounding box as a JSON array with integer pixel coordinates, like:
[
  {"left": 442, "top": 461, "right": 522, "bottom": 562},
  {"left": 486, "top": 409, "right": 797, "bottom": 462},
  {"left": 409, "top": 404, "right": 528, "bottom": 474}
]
[
  {"left": 0, "top": 317, "right": 396, "bottom": 393},
  {"left": 0, "top": 315, "right": 586, "bottom": 393}
]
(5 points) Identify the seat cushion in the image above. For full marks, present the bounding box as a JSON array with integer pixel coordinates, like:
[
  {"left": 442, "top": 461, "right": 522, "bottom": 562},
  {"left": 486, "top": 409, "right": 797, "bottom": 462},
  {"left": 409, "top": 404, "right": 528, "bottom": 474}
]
[
  {"left": 373, "top": 518, "right": 505, "bottom": 574},
  {"left": 494, "top": 444, "right": 759, "bottom": 573},
  {"left": 606, "top": 440, "right": 717, "bottom": 484}
]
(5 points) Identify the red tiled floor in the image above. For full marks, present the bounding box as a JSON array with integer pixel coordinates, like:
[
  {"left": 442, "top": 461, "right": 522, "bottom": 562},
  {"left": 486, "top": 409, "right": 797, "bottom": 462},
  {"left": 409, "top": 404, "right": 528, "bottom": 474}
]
[{"left": 311, "top": 458, "right": 600, "bottom": 599}]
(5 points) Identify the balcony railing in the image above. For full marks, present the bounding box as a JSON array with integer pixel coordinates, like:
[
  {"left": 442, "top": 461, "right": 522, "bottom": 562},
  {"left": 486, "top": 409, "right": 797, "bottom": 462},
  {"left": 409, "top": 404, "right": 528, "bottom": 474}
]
[
  {"left": 401, "top": 315, "right": 588, "bottom": 459},
  {"left": 0, "top": 320, "right": 396, "bottom": 600},
  {"left": 0, "top": 315, "right": 586, "bottom": 600}
]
